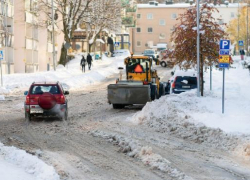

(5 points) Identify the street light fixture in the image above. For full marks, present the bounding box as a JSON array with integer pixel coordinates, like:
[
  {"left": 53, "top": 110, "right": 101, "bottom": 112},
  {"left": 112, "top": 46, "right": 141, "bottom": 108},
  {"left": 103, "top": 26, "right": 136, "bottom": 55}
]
[
  {"left": 247, "top": 1, "right": 249, "bottom": 56},
  {"left": 52, "top": 0, "right": 56, "bottom": 71}
]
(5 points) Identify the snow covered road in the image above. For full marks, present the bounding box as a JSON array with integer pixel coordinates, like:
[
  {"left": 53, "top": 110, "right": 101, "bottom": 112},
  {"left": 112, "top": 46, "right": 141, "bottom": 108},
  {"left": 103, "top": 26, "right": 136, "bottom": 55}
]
[{"left": 0, "top": 65, "right": 250, "bottom": 180}]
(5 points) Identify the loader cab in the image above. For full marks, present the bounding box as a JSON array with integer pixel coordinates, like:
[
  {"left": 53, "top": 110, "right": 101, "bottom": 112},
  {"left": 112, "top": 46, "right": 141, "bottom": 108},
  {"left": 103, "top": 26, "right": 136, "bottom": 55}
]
[{"left": 125, "top": 57, "right": 152, "bottom": 81}]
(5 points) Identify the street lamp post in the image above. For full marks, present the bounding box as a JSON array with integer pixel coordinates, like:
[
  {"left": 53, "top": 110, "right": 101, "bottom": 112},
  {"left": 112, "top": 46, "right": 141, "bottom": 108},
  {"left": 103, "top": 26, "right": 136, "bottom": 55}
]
[
  {"left": 238, "top": 1, "right": 240, "bottom": 54},
  {"left": 52, "top": 0, "right": 56, "bottom": 71},
  {"left": 247, "top": 1, "right": 249, "bottom": 56},
  {"left": 197, "top": 0, "right": 200, "bottom": 97}
]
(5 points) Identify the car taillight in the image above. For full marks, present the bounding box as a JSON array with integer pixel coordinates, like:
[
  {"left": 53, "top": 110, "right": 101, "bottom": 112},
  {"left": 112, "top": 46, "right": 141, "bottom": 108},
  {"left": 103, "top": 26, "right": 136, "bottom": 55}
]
[
  {"left": 26, "top": 95, "right": 30, "bottom": 104},
  {"left": 172, "top": 82, "right": 175, "bottom": 88},
  {"left": 172, "top": 77, "right": 177, "bottom": 88},
  {"left": 143, "top": 81, "right": 148, "bottom": 85},
  {"left": 60, "top": 95, "right": 65, "bottom": 104}
]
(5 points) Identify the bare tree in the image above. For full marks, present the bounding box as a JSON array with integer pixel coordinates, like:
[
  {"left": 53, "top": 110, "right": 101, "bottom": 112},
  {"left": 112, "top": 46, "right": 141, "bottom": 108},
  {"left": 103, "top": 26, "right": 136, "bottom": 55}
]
[
  {"left": 38, "top": 0, "right": 121, "bottom": 64},
  {"left": 38, "top": 0, "right": 93, "bottom": 65},
  {"left": 84, "top": 0, "right": 121, "bottom": 52}
]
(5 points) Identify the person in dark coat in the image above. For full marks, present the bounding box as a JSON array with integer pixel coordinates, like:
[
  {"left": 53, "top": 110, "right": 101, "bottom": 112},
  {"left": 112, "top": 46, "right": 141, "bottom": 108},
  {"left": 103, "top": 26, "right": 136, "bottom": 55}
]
[
  {"left": 80, "top": 55, "right": 86, "bottom": 72},
  {"left": 87, "top": 53, "right": 93, "bottom": 70},
  {"left": 240, "top": 49, "right": 245, "bottom": 60}
]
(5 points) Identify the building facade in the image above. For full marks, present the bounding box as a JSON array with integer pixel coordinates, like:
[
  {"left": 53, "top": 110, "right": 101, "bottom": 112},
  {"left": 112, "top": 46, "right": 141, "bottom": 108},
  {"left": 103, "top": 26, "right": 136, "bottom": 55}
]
[
  {"left": 0, "top": 0, "right": 14, "bottom": 74},
  {"left": 14, "top": 0, "right": 63, "bottom": 74},
  {"left": 133, "top": 2, "right": 239, "bottom": 54}
]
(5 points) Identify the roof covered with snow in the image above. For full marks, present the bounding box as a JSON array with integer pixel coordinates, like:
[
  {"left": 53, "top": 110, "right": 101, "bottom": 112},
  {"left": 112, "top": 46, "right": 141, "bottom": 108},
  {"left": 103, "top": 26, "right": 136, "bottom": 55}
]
[{"left": 137, "top": 3, "right": 243, "bottom": 9}]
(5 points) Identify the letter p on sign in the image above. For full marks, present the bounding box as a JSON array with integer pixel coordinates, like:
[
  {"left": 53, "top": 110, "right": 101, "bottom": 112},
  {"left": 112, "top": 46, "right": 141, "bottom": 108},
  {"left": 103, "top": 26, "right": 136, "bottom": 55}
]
[{"left": 220, "top": 40, "right": 230, "bottom": 50}]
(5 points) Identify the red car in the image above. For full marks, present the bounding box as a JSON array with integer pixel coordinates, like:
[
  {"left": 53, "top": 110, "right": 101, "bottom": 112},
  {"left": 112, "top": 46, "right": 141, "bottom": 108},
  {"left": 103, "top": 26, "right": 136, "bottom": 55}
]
[{"left": 24, "top": 82, "right": 69, "bottom": 121}]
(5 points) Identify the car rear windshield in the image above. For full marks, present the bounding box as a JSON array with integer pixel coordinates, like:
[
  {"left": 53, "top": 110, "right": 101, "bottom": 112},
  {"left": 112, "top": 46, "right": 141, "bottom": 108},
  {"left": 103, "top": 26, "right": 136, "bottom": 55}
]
[
  {"left": 175, "top": 76, "right": 197, "bottom": 85},
  {"left": 144, "top": 50, "right": 154, "bottom": 54},
  {"left": 30, "top": 85, "right": 61, "bottom": 95}
]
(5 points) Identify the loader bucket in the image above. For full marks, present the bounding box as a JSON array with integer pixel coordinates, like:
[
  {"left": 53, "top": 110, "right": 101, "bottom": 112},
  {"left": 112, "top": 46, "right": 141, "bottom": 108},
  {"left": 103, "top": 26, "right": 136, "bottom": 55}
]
[{"left": 108, "top": 84, "right": 151, "bottom": 105}]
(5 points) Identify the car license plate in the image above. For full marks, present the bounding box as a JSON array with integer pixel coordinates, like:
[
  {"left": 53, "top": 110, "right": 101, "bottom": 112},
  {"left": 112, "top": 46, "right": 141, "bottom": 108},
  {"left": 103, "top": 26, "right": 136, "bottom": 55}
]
[
  {"left": 30, "top": 109, "right": 44, "bottom": 114},
  {"left": 182, "top": 86, "right": 190, "bottom": 88}
]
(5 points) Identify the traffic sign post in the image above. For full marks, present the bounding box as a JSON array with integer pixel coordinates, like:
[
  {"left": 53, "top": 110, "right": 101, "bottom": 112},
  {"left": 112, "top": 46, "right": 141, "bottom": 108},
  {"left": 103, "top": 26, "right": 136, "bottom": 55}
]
[
  {"left": 0, "top": 49, "right": 3, "bottom": 87},
  {"left": 219, "top": 40, "right": 230, "bottom": 114}
]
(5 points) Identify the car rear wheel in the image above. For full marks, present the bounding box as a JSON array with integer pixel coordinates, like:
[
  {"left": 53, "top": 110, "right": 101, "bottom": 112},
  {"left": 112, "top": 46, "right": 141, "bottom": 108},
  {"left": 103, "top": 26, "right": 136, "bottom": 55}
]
[
  {"left": 113, "top": 104, "right": 125, "bottom": 109},
  {"left": 160, "top": 61, "right": 167, "bottom": 67},
  {"left": 25, "top": 112, "right": 31, "bottom": 122},
  {"left": 61, "top": 109, "right": 68, "bottom": 121}
]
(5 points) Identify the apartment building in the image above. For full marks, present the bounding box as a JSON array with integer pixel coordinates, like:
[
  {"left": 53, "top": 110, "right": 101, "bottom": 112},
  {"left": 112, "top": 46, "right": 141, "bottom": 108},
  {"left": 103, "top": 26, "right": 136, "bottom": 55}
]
[
  {"left": 133, "top": 1, "right": 239, "bottom": 54},
  {"left": 14, "top": 0, "right": 63, "bottom": 73},
  {"left": 0, "top": 0, "right": 14, "bottom": 74}
]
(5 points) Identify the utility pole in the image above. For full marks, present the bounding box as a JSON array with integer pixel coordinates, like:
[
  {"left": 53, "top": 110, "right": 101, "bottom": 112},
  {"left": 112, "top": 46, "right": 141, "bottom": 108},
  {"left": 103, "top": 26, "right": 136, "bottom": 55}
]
[
  {"left": 247, "top": 1, "right": 249, "bottom": 56},
  {"left": 52, "top": 0, "right": 56, "bottom": 71},
  {"left": 4, "top": 1, "right": 9, "bottom": 74},
  {"left": 32, "top": 11, "right": 34, "bottom": 73},
  {"left": 196, "top": 0, "right": 200, "bottom": 97},
  {"left": 238, "top": 1, "right": 240, "bottom": 54}
]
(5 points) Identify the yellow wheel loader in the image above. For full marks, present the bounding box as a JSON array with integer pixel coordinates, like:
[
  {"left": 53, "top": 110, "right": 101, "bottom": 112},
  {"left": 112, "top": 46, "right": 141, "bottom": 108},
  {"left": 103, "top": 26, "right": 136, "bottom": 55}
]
[{"left": 108, "top": 55, "right": 166, "bottom": 109}]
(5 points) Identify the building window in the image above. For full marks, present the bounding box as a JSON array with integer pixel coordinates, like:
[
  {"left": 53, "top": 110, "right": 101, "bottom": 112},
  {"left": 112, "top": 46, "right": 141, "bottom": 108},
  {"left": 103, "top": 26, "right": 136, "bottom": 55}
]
[
  {"left": 231, "top": 12, "right": 235, "bottom": 18},
  {"left": 159, "top": 33, "right": 166, "bottom": 39},
  {"left": 147, "top": 13, "right": 153, "bottom": 19},
  {"left": 218, "top": 19, "right": 224, "bottom": 25},
  {"left": 171, "top": 13, "right": 177, "bottom": 19},
  {"left": 148, "top": 27, "right": 153, "bottom": 33},
  {"left": 136, "top": 27, "right": 141, "bottom": 33},
  {"left": 137, "top": 14, "right": 141, "bottom": 18},
  {"left": 159, "top": 19, "right": 165, "bottom": 26},
  {"left": 137, "top": 41, "right": 141, "bottom": 47},
  {"left": 170, "top": 26, "right": 175, "bottom": 32}
]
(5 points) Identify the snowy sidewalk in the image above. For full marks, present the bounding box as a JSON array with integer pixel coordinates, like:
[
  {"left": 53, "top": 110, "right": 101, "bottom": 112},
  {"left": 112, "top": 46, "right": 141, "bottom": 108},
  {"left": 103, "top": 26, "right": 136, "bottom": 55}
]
[{"left": 0, "top": 55, "right": 124, "bottom": 94}]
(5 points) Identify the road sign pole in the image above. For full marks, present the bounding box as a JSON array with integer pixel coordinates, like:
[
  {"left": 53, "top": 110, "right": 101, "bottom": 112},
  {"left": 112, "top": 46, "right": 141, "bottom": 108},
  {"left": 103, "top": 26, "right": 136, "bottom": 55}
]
[
  {"left": 0, "top": 60, "right": 2, "bottom": 87},
  {"left": 196, "top": 0, "right": 200, "bottom": 97},
  {"left": 222, "top": 68, "right": 225, "bottom": 114},
  {"left": 210, "top": 65, "right": 212, "bottom": 91}
]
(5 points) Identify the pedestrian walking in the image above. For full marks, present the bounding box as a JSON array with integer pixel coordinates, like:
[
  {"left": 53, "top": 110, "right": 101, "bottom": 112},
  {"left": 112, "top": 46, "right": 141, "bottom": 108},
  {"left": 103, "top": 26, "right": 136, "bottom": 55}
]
[
  {"left": 80, "top": 55, "right": 86, "bottom": 73},
  {"left": 240, "top": 49, "right": 245, "bottom": 60},
  {"left": 87, "top": 53, "right": 93, "bottom": 70}
]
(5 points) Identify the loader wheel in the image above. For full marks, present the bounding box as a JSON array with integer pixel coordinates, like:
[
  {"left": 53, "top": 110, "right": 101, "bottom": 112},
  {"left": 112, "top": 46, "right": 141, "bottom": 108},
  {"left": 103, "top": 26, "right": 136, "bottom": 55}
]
[
  {"left": 151, "top": 85, "right": 157, "bottom": 101},
  {"left": 159, "top": 83, "right": 165, "bottom": 98},
  {"left": 113, "top": 104, "right": 125, "bottom": 109}
]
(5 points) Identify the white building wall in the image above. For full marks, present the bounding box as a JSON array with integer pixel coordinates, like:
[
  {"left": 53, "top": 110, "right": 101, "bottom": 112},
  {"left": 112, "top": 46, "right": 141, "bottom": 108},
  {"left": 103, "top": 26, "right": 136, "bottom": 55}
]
[{"left": 214, "top": 4, "right": 240, "bottom": 26}]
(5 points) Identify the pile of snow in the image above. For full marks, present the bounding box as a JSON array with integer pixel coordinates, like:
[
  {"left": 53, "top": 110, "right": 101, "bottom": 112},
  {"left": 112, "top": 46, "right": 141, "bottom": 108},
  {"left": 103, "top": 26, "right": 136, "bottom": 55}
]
[
  {"left": 0, "top": 142, "right": 59, "bottom": 180},
  {"left": 130, "top": 57, "right": 250, "bottom": 152},
  {"left": 91, "top": 130, "right": 192, "bottom": 180},
  {"left": 0, "top": 95, "right": 4, "bottom": 100},
  {"left": 0, "top": 54, "right": 125, "bottom": 94}
]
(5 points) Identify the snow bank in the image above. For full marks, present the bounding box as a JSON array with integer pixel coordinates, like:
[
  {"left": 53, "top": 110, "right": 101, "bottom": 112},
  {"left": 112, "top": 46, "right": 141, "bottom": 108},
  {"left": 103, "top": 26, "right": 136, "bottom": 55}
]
[
  {"left": 0, "top": 142, "right": 59, "bottom": 180},
  {"left": 91, "top": 130, "right": 192, "bottom": 180},
  {"left": 0, "top": 95, "right": 4, "bottom": 100},
  {"left": 130, "top": 57, "right": 250, "bottom": 153},
  {"left": 0, "top": 54, "right": 124, "bottom": 94}
]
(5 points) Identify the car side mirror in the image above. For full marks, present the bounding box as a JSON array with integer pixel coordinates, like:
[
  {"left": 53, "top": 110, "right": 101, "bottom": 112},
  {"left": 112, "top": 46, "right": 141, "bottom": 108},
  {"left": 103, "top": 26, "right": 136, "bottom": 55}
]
[
  {"left": 64, "top": 91, "right": 69, "bottom": 95},
  {"left": 171, "top": 71, "right": 174, "bottom": 76},
  {"left": 24, "top": 91, "right": 28, "bottom": 95},
  {"left": 118, "top": 67, "right": 124, "bottom": 70}
]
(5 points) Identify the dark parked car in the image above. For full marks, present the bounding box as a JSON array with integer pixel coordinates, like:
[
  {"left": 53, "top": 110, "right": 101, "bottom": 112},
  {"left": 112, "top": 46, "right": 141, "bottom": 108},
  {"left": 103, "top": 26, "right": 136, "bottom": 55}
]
[
  {"left": 24, "top": 82, "right": 69, "bottom": 121},
  {"left": 170, "top": 70, "right": 197, "bottom": 94}
]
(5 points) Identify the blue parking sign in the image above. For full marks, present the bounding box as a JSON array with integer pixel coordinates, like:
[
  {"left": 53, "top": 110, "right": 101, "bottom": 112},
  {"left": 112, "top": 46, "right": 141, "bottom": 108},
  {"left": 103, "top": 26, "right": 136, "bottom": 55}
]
[
  {"left": 220, "top": 40, "right": 230, "bottom": 50},
  {"left": 239, "top": 40, "right": 244, "bottom": 46},
  {"left": 0, "top": 50, "right": 3, "bottom": 61}
]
